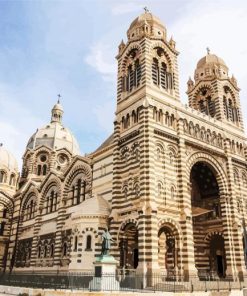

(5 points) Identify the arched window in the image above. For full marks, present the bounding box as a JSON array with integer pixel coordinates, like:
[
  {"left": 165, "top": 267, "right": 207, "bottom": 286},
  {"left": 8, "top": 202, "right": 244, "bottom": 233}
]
[
  {"left": 50, "top": 244, "right": 54, "bottom": 257},
  {"left": 76, "top": 179, "right": 81, "bottom": 204},
  {"left": 0, "top": 222, "right": 5, "bottom": 235},
  {"left": 171, "top": 186, "right": 175, "bottom": 199},
  {"left": 223, "top": 87, "right": 239, "bottom": 123},
  {"left": 37, "top": 165, "right": 42, "bottom": 176},
  {"left": 23, "top": 196, "right": 36, "bottom": 221},
  {"left": 152, "top": 58, "right": 159, "bottom": 85},
  {"left": 134, "top": 183, "right": 140, "bottom": 197},
  {"left": 28, "top": 248, "right": 32, "bottom": 260},
  {"left": 0, "top": 171, "right": 6, "bottom": 183},
  {"left": 135, "top": 149, "right": 140, "bottom": 162},
  {"left": 44, "top": 245, "right": 48, "bottom": 258},
  {"left": 45, "top": 189, "right": 58, "bottom": 214},
  {"left": 169, "top": 152, "right": 174, "bottom": 165},
  {"left": 158, "top": 183, "right": 162, "bottom": 197},
  {"left": 123, "top": 49, "right": 141, "bottom": 93},
  {"left": 156, "top": 148, "right": 161, "bottom": 161},
  {"left": 223, "top": 97, "right": 228, "bottom": 119},
  {"left": 127, "top": 65, "right": 134, "bottom": 91},
  {"left": 86, "top": 235, "right": 92, "bottom": 251},
  {"left": 160, "top": 62, "right": 167, "bottom": 89},
  {"left": 2, "top": 208, "right": 7, "bottom": 218},
  {"left": 135, "top": 60, "right": 141, "bottom": 86},
  {"left": 228, "top": 99, "right": 233, "bottom": 121},
  {"left": 73, "top": 179, "right": 86, "bottom": 205},
  {"left": 63, "top": 242, "right": 67, "bottom": 257},
  {"left": 9, "top": 174, "right": 15, "bottom": 186},
  {"left": 38, "top": 246, "right": 41, "bottom": 258},
  {"left": 123, "top": 185, "right": 128, "bottom": 199},
  {"left": 74, "top": 236, "right": 78, "bottom": 251},
  {"left": 43, "top": 164, "right": 47, "bottom": 176},
  {"left": 152, "top": 48, "right": 173, "bottom": 90}
]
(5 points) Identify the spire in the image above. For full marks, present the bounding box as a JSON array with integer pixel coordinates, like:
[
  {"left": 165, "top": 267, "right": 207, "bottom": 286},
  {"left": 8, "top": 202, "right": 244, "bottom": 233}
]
[
  {"left": 51, "top": 94, "right": 64, "bottom": 124},
  {"left": 118, "top": 39, "right": 125, "bottom": 54}
]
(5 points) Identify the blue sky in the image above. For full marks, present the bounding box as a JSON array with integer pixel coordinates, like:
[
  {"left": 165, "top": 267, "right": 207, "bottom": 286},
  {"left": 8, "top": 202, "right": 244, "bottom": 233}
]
[{"left": 0, "top": 0, "right": 247, "bottom": 167}]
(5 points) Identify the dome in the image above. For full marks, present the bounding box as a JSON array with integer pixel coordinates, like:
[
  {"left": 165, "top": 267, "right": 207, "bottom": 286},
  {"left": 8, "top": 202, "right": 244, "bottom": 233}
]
[
  {"left": 52, "top": 102, "right": 63, "bottom": 112},
  {"left": 27, "top": 123, "right": 80, "bottom": 155},
  {"left": 127, "top": 11, "right": 167, "bottom": 41},
  {"left": 129, "top": 12, "right": 165, "bottom": 31},
  {"left": 194, "top": 50, "right": 229, "bottom": 82},
  {"left": 197, "top": 53, "right": 228, "bottom": 70},
  {"left": 0, "top": 144, "right": 18, "bottom": 173},
  {"left": 26, "top": 101, "right": 80, "bottom": 155}
]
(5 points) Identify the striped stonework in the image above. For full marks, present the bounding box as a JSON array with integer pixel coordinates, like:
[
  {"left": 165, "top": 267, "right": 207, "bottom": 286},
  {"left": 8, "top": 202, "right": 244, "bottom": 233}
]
[{"left": 1, "top": 11, "right": 247, "bottom": 282}]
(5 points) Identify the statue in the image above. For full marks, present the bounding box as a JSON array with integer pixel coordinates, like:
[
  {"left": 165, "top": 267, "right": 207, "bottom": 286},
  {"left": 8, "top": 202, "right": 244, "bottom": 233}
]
[{"left": 101, "top": 229, "right": 114, "bottom": 256}]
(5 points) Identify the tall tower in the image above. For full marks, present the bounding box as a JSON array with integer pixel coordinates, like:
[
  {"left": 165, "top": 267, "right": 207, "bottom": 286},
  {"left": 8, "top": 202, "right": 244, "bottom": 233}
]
[
  {"left": 187, "top": 50, "right": 244, "bottom": 131},
  {"left": 111, "top": 10, "right": 182, "bottom": 275},
  {"left": 116, "top": 10, "right": 180, "bottom": 111}
]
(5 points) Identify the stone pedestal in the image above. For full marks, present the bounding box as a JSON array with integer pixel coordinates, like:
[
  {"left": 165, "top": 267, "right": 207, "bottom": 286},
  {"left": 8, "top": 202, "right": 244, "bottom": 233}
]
[{"left": 89, "top": 255, "right": 120, "bottom": 291}]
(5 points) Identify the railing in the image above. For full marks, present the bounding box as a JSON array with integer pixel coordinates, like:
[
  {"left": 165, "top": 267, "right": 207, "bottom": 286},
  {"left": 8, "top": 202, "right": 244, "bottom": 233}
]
[{"left": 0, "top": 272, "right": 246, "bottom": 292}]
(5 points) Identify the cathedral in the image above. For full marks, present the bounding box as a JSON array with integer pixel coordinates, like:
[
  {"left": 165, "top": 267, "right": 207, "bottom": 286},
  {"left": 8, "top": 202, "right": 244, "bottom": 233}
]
[{"left": 0, "top": 11, "right": 247, "bottom": 281}]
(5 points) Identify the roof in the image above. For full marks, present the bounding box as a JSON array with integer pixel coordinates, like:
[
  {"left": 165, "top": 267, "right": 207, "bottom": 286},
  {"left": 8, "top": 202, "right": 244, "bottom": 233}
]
[
  {"left": 129, "top": 12, "right": 165, "bottom": 30},
  {"left": 197, "top": 53, "right": 228, "bottom": 70},
  {"left": 93, "top": 133, "right": 114, "bottom": 153},
  {"left": 27, "top": 122, "right": 80, "bottom": 155}
]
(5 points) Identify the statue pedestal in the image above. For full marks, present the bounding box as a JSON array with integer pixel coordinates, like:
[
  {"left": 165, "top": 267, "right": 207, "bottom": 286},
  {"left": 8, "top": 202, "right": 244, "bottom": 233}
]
[{"left": 89, "top": 255, "right": 120, "bottom": 291}]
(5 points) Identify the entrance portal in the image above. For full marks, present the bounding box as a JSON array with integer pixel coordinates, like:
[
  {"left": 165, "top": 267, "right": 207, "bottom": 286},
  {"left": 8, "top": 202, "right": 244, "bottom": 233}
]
[
  {"left": 119, "top": 223, "right": 138, "bottom": 269},
  {"left": 210, "top": 234, "right": 226, "bottom": 278},
  {"left": 158, "top": 226, "right": 176, "bottom": 275},
  {"left": 190, "top": 161, "right": 225, "bottom": 278}
]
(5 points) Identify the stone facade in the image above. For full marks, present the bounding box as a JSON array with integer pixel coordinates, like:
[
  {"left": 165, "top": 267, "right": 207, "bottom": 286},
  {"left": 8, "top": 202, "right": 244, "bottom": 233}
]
[{"left": 0, "top": 11, "right": 247, "bottom": 281}]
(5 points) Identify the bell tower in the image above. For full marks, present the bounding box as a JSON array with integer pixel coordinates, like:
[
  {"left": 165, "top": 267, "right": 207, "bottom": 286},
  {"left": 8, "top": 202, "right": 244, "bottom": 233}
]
[
  {"left": 187, "top": 49, "right": 244, "bottom": 131},
  {"left": 115, "top": 9, "right": 180, "bottom": 117},
  {"left": 111, "top": 10, "right": 182, "bottom": 275}
]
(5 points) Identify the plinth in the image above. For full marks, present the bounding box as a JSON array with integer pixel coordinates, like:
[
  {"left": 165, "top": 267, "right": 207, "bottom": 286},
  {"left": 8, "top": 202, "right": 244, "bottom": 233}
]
[{"left": 89, "top": 255, "right": 120, "bottom": 291}]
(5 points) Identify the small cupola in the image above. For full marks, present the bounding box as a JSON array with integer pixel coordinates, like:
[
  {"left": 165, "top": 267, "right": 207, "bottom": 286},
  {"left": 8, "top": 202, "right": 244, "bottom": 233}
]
[{"left": 51, "top": 96, "right": 64, "bottom": 124}]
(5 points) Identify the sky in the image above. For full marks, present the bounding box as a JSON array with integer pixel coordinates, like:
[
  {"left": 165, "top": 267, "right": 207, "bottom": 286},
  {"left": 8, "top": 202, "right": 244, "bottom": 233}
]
[{"left": 0, "top": 0, "right": 247, "bottom": 168}]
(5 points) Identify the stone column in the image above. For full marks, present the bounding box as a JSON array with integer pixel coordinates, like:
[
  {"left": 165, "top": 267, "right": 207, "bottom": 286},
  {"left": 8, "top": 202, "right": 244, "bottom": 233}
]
[{"left": 223, "top": 139, "right": 246, "bottom": 279}]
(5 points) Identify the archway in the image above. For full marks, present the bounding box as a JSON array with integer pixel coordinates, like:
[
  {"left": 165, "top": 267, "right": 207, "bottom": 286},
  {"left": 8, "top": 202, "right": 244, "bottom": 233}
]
[
  {"left": 190, "top": 161, "right": 226, "bottom": 278},
  {"left": 158, "top": 226, "right": 177, "bottom": 277},
  {"left": 209, "top": 234, "right": 226, "bottom": 278},
  {"left": 119, "top": 223, "right": 138, "bottom": 269}
]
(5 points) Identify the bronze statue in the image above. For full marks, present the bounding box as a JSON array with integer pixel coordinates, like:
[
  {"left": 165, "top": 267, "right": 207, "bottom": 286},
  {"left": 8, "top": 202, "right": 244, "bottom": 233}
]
[{"left": 101, "top": 229, "right": 114, "bottom": 256}]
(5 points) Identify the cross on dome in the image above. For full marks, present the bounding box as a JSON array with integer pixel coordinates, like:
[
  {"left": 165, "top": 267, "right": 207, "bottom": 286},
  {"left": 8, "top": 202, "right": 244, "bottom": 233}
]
[
  {"left": 57, "top": 94, "right": 61, "bottom": 104},
  {"left": 143, "top": 6, "right": 150, "bottom": 13}
]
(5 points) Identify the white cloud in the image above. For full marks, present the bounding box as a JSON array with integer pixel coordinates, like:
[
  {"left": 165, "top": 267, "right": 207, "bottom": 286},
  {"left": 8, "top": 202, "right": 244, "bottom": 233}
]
[
  {"left": 84, "top": 44, "right": 117, "bottom": 82},
  {"left": 0, "top": 83, "right": 43, "bottom": 167},
  {"left": 169, "top": 0, "right": 247, "bottom": 128}
]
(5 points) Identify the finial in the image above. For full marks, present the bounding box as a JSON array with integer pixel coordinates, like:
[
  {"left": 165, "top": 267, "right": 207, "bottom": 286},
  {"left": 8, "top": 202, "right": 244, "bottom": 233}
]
[
  {"left": 144, "top": 6, "right": 150, "bottom": 13},
  {"left": 206, "top": 47, "right": 210, "bottom": 55},
  {"left": 0, "top": 143, "right": 3, "bottom": 147},
  {"left": 57, "top": 94, "right": 61, "bottom": 104}
]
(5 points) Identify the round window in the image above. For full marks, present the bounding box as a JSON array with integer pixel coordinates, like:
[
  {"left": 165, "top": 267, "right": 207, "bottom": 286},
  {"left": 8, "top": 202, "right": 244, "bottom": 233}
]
[
  {"left": 40, "top": 155, "right": 47, "bottom": 162},
  {"left": 58, "top": 154, "right": 68, "bottom": 164}
]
